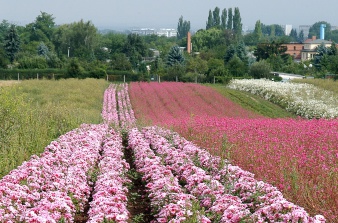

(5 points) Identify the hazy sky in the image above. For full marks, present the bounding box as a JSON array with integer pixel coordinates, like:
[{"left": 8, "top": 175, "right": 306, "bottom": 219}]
[{"left": 1, "top": 0, "right": 337, "bottom": 31}]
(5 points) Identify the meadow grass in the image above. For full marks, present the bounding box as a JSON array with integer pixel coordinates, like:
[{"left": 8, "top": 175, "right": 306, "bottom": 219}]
[
  {"left": 208, "top": 84, "right": 297, "bottom": 118},
  {"left": 0, "top": 78, "right": 109, "bottom": 178},
  {"left": 293, "top": 78, "right": 338, "bottom": 95},
  {"left": 0, "top": 80, "right": 20, "bottom": 87}
]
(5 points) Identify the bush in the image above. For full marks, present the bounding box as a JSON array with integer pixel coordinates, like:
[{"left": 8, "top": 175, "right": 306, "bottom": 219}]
[{"left": 249, "top": 60, "right": 272, "bottom": 79}]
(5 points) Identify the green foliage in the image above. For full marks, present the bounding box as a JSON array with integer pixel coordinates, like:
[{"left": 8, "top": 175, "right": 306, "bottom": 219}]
[
  {"left": 226, "top": 55, "right": 247, "bottom": 77},
  {"left": 221, "top": 9, "right": 227, "bottom": 30},
  {"left": 224, "top": 41, "right": 248, "bottom": 65},
  {"left": 17, "top": 55, "right": 48, "bottom": 69},
  {"left": 249, "top": 60, "right": 272, "bottom": 79},
  {"left": 192, "top": 28, "right": 227, "bottom": 52},
  {"left": 110, "top": 53, "right": 132, "bottom": 71},
  {"left": 66, "top": 58, "right": 84, "bottom": 78},
  {"left": 254, "top": 40, "right": 287, "bottom": 61},
  {"left": 177, "top": 16, "right": 190, "bottom": 40},
  {"left": 227, "top": 8, "right": 233, "bottom": 30},
  {"left": 308, "top": 21, "right": 331, "bottom": 39},
  {"left": 0, "top": 47, "right": 9, "bottom": 68},
  {"left": 0, "top": 20, "right": 11, "bottom": 43},
  {"left": 3, "top": 24, "right": 21, "bottom": 63},
  {"left": 166, "top": 45, "right": 184, "bottom": 66},
  {"left": 233, "top": 7, "right": 242, "bottom": 37}
]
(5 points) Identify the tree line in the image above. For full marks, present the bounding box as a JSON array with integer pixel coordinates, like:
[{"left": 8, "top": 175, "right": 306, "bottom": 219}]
[{"left": 0, "top": 9, "right": 337, "bottom": 82}]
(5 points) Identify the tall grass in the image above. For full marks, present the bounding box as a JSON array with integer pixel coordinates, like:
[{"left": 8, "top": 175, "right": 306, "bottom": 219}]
[
  {"left": 0, "top": 78, "right": 109, "bottom": 178},
  {"left": 208, "top": 84, "right": 297, "bottom": 118},
  {"left": 293, "top": 78, "right": 338, "bottom": 95}
]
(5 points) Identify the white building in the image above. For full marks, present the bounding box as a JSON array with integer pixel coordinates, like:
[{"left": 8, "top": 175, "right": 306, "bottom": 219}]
[
  {"left": 284, "top": 24, "right": 293, "bottom": 35},
  {"left": 156, "top": 28, "right": 177, "bottom": 37},
  {"left": 131, "top": 28, "right": 177, "bottom": 37}
]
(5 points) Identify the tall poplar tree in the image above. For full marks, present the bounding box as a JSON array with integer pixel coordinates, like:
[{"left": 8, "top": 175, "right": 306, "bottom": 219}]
[
  {"left": 213, "top": 7, "right": 221, "bottom": 27},
  {"left": 177, "top": 16, "right": 190, "bottom": 40},
  {"left": 254, "top": 20, "right": 263, "bottom": 41},
  {"left": 206, "top": 10, "right": 213, "bottom": 30},
  {"left": 227, "top": 8, "right": 233, "bottom": 30},
  {"left": 233, "top": 7, "right": 242, "bottom": 37},
  {"left": 221, "top": 8, "right": 227, "bottom": 30}
]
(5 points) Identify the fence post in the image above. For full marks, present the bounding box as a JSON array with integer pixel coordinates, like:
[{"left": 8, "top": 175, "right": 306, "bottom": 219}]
[
  {"left": 18, "top": 73, "right": 19, "bottom": 81},
  {"left": 124, "top": 75, "right": 125, "bottom": 83}
]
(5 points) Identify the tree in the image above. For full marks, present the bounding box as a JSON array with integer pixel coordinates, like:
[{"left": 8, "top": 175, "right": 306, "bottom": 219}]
[
  {"left": 110, "top": 53, "right": 132, "bottom": 71},
  {"left": 177, "top": 16, "right": 190, "bottom": 40},
  {"left": 37, "top": 42, "right": 49, "bottom": 58},
  {"left": 289, "top": 29, "right": 298, "bottom": 42},
  {"left": 33, "top": 12, "right": 55, "bottom": 40},
  {"left": 298, "top": 30, "right": 305, "bottom": 43},
  {"left": 186, "top": 55, "right": 208, "bottom": 75},
  {"left": 0, "top": 20, "right": 11, "bottom": 43},
  {"left": 123, "top": 33, "right": 148, "bottom": 68},
  {"left": 226, "top": 55, "right": 247, "bottom": 77},
  {"left": 3, "top": 24, "right": 20, "bottom": 63},
  {"left": 233, "top": 7, "right": 242, "bottom": 37},
  {"left": 254, "top": 40, "right": 287, "bottom": 61},
  {"left": 227, "top": 8, "right": 233, "bottom": 30},
  {"left": 249, "top": 60, "right": 272, "bottom": 79},
  {"left": 224, "top": 44, "right": 236, "bottom": 63},
  {"left": 167, "top": 45, "right": 184, "bottom": 66},
  {"left": 206, "top": 10, "right": 213, "bottom": 30},
  {"left": 224, "top": 41, "right": 248, "bottom": 65},
  {"left": 191, "top": 28, "right": 225, "bottom": 52},
  {"left": 314, "top": 42, "right": 329, "bottom": 68},
  {"left": 213, "top": 7, "right": 221, "bottom": 27},
  {"left": 253, "top": 20, "right": 263, "bottom": 41},
  {"left": 221, "top": 9, "right": 227, "bottom": 30}
]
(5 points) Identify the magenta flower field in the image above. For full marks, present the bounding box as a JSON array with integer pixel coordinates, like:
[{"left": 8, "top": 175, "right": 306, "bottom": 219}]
[
  {"left": 129, "top": 82, "right": 337, "bottom": 222},
  {"left": 0, "top": 82, "right": 330, "bottom": 222}
]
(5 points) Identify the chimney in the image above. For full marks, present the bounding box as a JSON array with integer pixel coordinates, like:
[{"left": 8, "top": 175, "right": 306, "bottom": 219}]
[
  {"left": 187, "top": 32, "right": 191, "bottom": 54},
  {"left": 312, "top": 36, "right": 316, "bottom": 41}
]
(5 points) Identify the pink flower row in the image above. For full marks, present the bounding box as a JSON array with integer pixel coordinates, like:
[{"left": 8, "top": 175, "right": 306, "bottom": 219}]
[
  {"left": 142, "top": 127, "right": 252, "bottom": 222},
  {"left": 102, "top": 84, "right": 119, "bottom": 126},
  {"left": 87, "top": 128, "right": 131, "bottom": 223},
  {"left": 142, "top": 126, "right": 326, "bottom": 223},
  {"left": 127, "top": 128, "right": 210, "bottom": 223},
  {"left": 117, "top": 84, "right": 136, "bottom": 129},
  {"left": 0, "top": 123, "right": 108, "bottom": 222}
]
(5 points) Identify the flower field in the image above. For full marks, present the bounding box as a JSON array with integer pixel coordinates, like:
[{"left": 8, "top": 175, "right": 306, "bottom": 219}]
[
  {"left": 129, "top": 82, "right": 337, "bottom": 222},
  {"left": 227, "top": 79, "right": 338, "bottom": 119},
  {"left": 0, "top": 81, "right": 330, "bottom": 222}
]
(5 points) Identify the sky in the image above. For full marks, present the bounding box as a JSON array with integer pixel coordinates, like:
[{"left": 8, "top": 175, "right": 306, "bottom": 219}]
[{"left": 1, "top": 0, "right": 338, "bottom": 31}]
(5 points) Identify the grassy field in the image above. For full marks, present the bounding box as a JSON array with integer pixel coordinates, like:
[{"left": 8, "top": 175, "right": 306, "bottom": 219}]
[
  {"left": 208, "top": 84, "right": 297, "bottom": 118},
  {"left": 0, "top": 78, "right": 109, "bottom": 178},
  {"left": 293, "top": 78, "right": 338, "bottom": 95}
]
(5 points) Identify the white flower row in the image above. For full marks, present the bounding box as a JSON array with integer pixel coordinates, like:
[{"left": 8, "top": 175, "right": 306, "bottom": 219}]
[{"left": 227, "top": 79, "right": 338, "bottom": 119}]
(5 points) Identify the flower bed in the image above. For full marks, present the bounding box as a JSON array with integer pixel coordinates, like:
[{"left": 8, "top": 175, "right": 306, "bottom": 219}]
[
  {"left": 142, "top": 126, "right": 326, "bottom": 222},
  {"left": 227, "top": 79, "right": 338, "bottom": 119},
  {"left": 0, "top": 123, "right": 107, "bottom": 222},
  {"left": 88, "top": 128, "right": 130, "bottom": 222},
  {"left": 128, "top": 128, "right": 210, "bottom": 222}
]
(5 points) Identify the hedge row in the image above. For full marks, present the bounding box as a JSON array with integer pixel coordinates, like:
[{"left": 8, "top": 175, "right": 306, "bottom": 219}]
[{"left": 0, "top": 69, "right": 140, "bottom": 82}]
